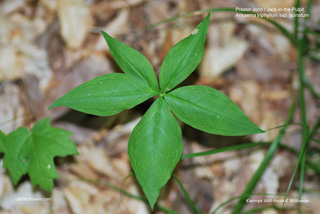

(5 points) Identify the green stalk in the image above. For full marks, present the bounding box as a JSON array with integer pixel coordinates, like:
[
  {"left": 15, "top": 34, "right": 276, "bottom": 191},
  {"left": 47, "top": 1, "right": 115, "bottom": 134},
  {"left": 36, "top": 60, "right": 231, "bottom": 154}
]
[
  {"left": 281, "top": 30, "right": 308, "bottom": 213},
  {"left": 313, "top": 139, "right": 320, "bottom": 144},
  {"left": 294, "top": 0, "right": 301, "bottom": 40},
  {"left": 173, "top": 174, "right": 201, "bottom": 214},
  {"left": 212, "top": 193, "right": 286, "bottom": 214},
  {"left": 82, "top": 178, "right": 181, "bottom": 214},
  {"left": 297, "top": 120, "right": 320, "bottom": 214},
  {"left": 130, "top": 8, "right": 296, "bottom": 45},
  {"left": 182, "top": 142, "right": 269, "bottom": 159},
  {"left": 302, "top": 0, "right": 320, "bottom": 98},
  {"left": 212, "top": 196, "right": 242, "bottom": 214},
  {"left": 299, "top": 150, "right": 306, "bottom": 213},
  {"left": 182, "top": 141, "right": 320, "bottom": 174},
  {"left": 301, "top": 71, "right": 320, "bottom": 99},
  {"left": 306, "top": 0, "right": 313, "bottom": 21},
  {"left": 232, "top": 102, "right": 296, "bottom": 214},
  {"left": 308, "top": 118, "right": 320, "bottom": 141}
]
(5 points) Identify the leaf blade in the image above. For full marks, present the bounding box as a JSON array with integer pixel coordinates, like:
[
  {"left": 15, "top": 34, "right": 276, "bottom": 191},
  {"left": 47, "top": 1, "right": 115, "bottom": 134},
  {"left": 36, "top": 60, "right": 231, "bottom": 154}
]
[
  {"left": 49, "top": 73, "right": 158, "bottom": 116},
  {"left": 0, "top": 131, "right": 5, "bottom": 153},
  {"left": 101, "top": 31, "right": 159, "bottom": 92},
  {"left": 165, "top": 85, "right": 264, "bottom": 136},
  {"left": 159, "top": 13, "right": 210, "bottom": 92},
  {"left": 3, "top": 127, "right": 30, "bottom": 185},
  {"left": 128, "top": 98, "right": 183, "bottom": 209},
  {"left": 2, "top": 118, "right": 78, "bottom": 192}
]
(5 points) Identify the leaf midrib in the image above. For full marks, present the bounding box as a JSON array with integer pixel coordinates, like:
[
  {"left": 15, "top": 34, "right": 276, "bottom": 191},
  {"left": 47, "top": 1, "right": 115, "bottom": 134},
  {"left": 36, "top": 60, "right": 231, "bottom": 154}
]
[
  {"left": 149, "top": 99, "right": 162, "bottom": 181},
  {"left": 30, "top": 133, "right": 42, "bottom": 184},
  {"left": 165, "top": 93, "right": 253, "bottom": 128},
  {"left": 162, "top": 37, "right": 197, "bottom": 92},
  {"left": 115, "top": 46, "right": 158, "bottom": 93}
]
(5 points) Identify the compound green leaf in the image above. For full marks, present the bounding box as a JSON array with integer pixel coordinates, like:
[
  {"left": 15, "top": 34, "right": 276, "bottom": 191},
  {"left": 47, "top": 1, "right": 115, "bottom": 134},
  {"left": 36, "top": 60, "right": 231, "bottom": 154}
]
[
  {"left": 2, "top": 118, "right": 78, "bottom": 192},
  {"left": 159, "top": 13, "right": 210, "bottom": 93},
  {"left": 49, "top": 73, "right": 158, "bottom": 116},
  {"left": 165, "top": 85, "right": 264, "bottom": 136},
  {"left": 101, "top": 31, "right": 159, "bottom": 93},
  {"left": 0, "top": 131, "right": 5, "bottom": 153},
  {"left": 128, "top": 97, "right": 183, "bottom": 209}
]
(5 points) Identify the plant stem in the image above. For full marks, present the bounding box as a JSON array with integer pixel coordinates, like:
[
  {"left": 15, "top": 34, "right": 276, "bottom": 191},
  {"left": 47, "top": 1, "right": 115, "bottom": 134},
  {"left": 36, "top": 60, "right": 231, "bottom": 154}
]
[
  {"left": 212, "top": 193, "right": 287, "bottom": 214},
  {"left": 81, "top": 178, "right": 181, "bottom": 214},
  {"left": 282, "top": 27, "right": 308, "bottom": 213},
  {"left": 128, "top": 8, "right": 296, "bottom": 45},
  {"left": 182, "top": 142, "right": 268, "bottom": 159},
  {"left": 294, "top": 0, "right": 301, "bottom": 40},
  {"left": 299, "top": 150, "right": 306, "bottom": 213},
  {"left": 182, "top": 141, "right": 320, "bottom": 175},
  {"left": 232, "top": 102, "right": 296, "bottom": 214},
  {"left": 173, "top": 173, "right": 201, "bottom": 214}
]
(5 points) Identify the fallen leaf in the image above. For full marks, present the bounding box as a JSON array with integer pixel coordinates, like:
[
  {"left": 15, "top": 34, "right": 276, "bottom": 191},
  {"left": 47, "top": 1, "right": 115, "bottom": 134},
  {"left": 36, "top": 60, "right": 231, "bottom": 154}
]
[{"left": 57, "top": 0, "right": 90, "bottom": 49}]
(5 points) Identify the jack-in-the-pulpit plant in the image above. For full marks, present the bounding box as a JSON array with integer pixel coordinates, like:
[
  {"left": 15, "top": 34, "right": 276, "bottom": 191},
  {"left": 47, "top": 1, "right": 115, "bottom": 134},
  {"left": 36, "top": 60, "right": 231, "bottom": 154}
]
[{"left": 49, "top": 13, "right": 264, "bottom": 209}]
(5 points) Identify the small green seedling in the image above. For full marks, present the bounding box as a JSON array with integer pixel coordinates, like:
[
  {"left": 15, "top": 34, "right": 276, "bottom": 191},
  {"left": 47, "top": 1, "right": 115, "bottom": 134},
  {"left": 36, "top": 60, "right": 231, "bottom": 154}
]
[
  {"left": 0, "top": 118, "right": 78, "bottom": 192},
  {"left": 49, "top": 13, "right": 264, "bottom": 209}
]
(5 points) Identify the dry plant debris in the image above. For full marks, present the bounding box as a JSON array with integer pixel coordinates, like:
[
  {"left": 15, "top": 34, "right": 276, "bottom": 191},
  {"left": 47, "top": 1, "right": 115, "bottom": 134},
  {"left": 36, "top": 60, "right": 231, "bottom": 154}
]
[{"left": 0, "top": 0, "right": 320, "bottom": 213}]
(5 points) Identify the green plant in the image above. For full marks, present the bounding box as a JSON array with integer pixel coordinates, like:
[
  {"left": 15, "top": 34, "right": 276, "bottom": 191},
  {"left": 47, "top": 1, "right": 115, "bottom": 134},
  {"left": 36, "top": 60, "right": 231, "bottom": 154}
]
[
  {"left": 138, "top": 4, "right": 319, "bottom": 214},
  {"left": 49, "top": 13, "right": 264, "bottom": 209},
  {"left": 0, "top": 118, "right": 78, "bottom": 192}
]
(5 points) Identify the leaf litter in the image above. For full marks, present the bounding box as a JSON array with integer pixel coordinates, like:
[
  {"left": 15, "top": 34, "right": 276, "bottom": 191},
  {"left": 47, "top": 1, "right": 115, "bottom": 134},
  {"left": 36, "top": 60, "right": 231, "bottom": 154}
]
[{"left": 0, "top": 0, "right": 320, "bottom": 213}]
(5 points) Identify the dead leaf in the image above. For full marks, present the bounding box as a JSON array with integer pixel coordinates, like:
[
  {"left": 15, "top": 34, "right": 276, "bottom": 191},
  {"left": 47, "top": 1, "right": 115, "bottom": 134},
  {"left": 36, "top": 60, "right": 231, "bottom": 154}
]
[
  {"left": 57, "top": 0, "right": 90, "bottom": 49},
  {"left": 200, "top": 38, "right": 248, "bottom": 78}
]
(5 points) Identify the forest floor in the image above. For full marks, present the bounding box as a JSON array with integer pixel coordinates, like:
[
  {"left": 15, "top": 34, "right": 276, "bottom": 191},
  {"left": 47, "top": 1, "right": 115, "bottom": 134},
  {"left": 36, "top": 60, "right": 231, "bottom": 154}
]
[{"left": 0, "top": 0, "right": 320, "bottom": 213}]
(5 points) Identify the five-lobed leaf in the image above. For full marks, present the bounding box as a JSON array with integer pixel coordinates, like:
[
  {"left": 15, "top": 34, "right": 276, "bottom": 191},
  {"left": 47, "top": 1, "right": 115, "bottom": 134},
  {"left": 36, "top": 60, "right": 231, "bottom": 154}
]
[
  {"left": 101, "top": 31, "right": 160, "bottom": 93},
  {"left": 49, "top": 73, "right": 158, "bottom": 116},
  {"left": 2, "top": 118, "right": 78, "bottom": 192},
  {"left": 164, "top": 85, "right": 264, "bottom": 136},
  {"left": 159, "top": 13, "right": 210, "bottom": 93},
  {"left": 128, "top": 97, "right": 183, "bottom": 209}
]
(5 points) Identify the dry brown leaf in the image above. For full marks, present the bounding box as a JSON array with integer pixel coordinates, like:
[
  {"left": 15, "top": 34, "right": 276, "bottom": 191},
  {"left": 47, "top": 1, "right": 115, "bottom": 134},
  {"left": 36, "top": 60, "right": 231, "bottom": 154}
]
[
  {"left": 0, "top": 45, "right": 23, "bottom": 81},
  {"left": 85, "top": 146, "right": 123, "bottom": 180},
  {"left": 57, "top": 0, "right": 90, "bottom": 49},
  {"left": 200, "top": 38, "right": 248, "bottom": 78},
  {"left": 0, "top": 84, "right": 25, "bottom": 134},
  {"left": 0, "top": 160, "right": 14, "bottom": 200},
  {"left": 0, "top": 13, "right": 52, "bottom": 90},
  {"left": 1, "top": 0, "right": 25, "bottom": 14},
  {"left": 0, "top": 182, "right": 49, "bottom": 213},
  {"left": 249, "top": 150, "right": 265, "bottom": 172},
  {"left": 94, "top": 9, "right": 129, "bottom": 51},
  {"left": 52, "top": 189, "right": 69, "bottom": 214},
  {"left": 256, "top": 0, "right": 295, "bottom": 9},
  {"left": 74, "top": 145, "right": 122, "bottom": 181},
  {"left": 262, "top": 209, "right": 278, "bottom": 214},
  {"left": 40, "top": 0, "right": 57, "bottom": 11},
  {"left": 69, "top": 160, "right": 98, "bottom": 181},
  {"left": 261, "top": 90, "right": 290, "bottom": 101},
  {"left": 63, "top": 180, "right": 99, "bottom": 214},
  {"left": 229, "top": 81, "right": 262, "bottom": 124},
  {"left": 111, "top": 154, "right": 131, "bottom": 178}
]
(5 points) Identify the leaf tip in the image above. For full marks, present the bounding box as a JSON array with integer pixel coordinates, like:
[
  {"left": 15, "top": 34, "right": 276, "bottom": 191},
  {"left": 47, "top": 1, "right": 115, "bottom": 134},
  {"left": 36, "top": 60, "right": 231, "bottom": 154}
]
[
  {"left": 48, "top": 97, "right": 65, "bottom": 110},
  {"left": 48, "top": 103, "right": 57, "bottom": 110},
  {"left": 100, "top": 30, "right": 108, "bottom": 37},
  {"left": 101, "top": 30, "right": 112, "bottom": 42},
  {"left": 148, "top": 196, "right": 157, "bottom": 211},
  {"left": 249, "top": 125, "right": 265, "bottom": 135}
]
